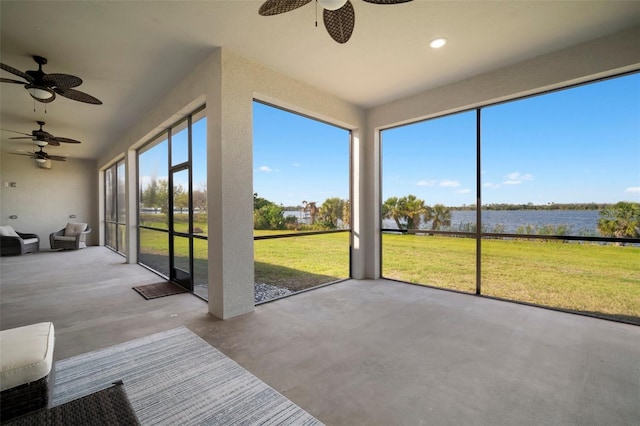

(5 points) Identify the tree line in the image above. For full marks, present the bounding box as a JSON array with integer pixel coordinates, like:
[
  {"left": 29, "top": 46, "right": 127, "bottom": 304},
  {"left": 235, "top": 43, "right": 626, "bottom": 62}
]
[
  {"left": 254, "top": 194, "right": 350, "bottom": 231},
  {"left": 383, "top": 195, "right": 639, "bottom": 238},
  {"left": 456, "top": 202, "right": 613, "bottom": 211},
  {"left": 382, "top": 195, "right": 452, "bottom": 231},
  {"left": 140, "top": 178, "right": 207, "bottom": 213},
  {"left": 143, "top": 182, "right": 639, "bottom": 239}
]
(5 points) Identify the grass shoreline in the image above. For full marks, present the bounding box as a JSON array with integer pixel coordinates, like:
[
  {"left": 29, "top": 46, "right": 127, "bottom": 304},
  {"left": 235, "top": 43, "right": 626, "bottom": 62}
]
[
  {"left": 138, "top": 226, "right": 639, "bottom": 325},
  {"left": 382, "top": 234, "right": 639, "bottom": 325}
]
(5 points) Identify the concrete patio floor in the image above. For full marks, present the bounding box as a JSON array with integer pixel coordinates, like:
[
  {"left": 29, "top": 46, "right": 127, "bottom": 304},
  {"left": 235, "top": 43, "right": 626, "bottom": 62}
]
[{"left": 1, "top": 247, "right": 638, "bottom": 425}]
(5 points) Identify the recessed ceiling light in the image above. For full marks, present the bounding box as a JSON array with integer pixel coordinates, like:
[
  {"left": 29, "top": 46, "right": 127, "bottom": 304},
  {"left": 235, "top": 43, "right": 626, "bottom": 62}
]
[{"left": 429, "top": 37, "right": 447, "bottom": 49}]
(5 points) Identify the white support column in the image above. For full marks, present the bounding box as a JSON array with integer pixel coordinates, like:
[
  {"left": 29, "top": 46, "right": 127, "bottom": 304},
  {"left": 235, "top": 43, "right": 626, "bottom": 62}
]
[
  {"left": 355, "top": 122, "right": 381, "bottom": 280},
  {"left": 207, "top": 50, "right": 255, "bottom": 319},
  {"left": 351, "top": 128, "right": 367, "bottom": 279},
  {"left": 125, "top": 149, "right": 138, "bottom": 264},
  {"left": 97, "top": 169, "right": 105, "bottom": 246}
]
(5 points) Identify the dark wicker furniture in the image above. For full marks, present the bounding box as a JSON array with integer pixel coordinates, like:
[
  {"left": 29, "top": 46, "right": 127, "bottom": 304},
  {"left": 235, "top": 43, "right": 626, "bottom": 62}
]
[
  {"left": 0, "top": 231, "right": 40, "bottom": 256},
  {"left": 49, "top": 226, "right": 91, "bottom": 250},
  {"left": 0, "top": 375, "right": 51, "bottom": 422},
  {"left": 0, "top": 322, "right": 55, "bottom": 422},
  {"left": 3, "top": 381, "right": 139, "bottom": 426}
]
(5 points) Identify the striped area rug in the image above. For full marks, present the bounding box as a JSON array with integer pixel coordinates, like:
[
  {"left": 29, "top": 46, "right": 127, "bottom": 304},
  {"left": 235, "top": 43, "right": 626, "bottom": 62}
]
[{"left": 52, "top": 327, "right": 323, "bottom": 425}]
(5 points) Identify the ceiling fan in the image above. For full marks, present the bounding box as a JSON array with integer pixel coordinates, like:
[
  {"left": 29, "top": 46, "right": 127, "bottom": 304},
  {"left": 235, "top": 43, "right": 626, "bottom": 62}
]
[
  {"left": 0, "top": 55, "right": 102, "bottom": 104},
  {"left": 259, "top": 0, "right": 413, "bottom": 44},
  {"left": 12, "top": 145, "right": 67, "bottom": 164},
  {"left": 2, "top": 121, "right": 81, "bottom": 146}
]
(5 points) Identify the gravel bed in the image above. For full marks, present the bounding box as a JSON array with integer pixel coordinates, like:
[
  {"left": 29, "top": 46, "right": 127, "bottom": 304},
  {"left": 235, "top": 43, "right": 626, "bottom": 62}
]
[{"left": 254, "top": 283, "right": 293, "bottom": 303}]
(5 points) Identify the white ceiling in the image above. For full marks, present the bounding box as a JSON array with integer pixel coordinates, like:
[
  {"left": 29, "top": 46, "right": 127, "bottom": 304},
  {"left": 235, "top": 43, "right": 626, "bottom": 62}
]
[{"left": 1, "top": 1, "right": 639, "bottom": 161}]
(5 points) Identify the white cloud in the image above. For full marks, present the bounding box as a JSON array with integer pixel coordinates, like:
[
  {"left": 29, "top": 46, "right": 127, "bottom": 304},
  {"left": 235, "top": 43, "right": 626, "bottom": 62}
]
[
  {"left": 417, "top": 180, "right": 436, "bottom": 186},
  {"left": 625, "top": 186, "right": 640, "bottom": 193},
  {"left": 440, "top": 180, "right": 461, "bottom": 188},
  {"left": 503, "top": 172, "right": 533, "bottom": 185},
  {"left": 483, "top": 182, "right": 500, "bottom": 189},
  {"left": 455, "top": 188, "right": 471, "bottom": 194},
  {"left": 258, "top": 166, "right": 273, "bottom": 172}
]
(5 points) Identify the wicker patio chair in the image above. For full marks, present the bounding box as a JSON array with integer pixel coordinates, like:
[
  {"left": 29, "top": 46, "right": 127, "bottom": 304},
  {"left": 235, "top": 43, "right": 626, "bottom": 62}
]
[
  {"left": 0, "top": 225, "right": 40, "bottom": 256},
  {"left": 49, "top": 223, "right": 91, "bottom": 250}
]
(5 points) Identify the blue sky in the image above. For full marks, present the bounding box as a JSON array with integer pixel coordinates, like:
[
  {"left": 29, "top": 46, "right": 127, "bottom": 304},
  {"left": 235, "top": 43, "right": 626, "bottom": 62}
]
[
  {"left": 143, "top": 73, "right": 639, "bottom": 208},
  {"left": 253, "top": 102, "right": 350, "bottom": 207},
  {"left": 383, "top": 72, "right": 640, "bottom": 206},
  {"left": 139, "top": 116, "right": 207, "bottom": 192}
]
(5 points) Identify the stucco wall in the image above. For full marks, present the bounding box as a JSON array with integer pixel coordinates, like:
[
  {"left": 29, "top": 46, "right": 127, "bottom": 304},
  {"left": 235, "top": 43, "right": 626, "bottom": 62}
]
[
  {"left": 0, "top": 153, "right": 98, "bottom": 249},
  {"left": 207, "top": 49, "right": 367, "bottom": 318}
]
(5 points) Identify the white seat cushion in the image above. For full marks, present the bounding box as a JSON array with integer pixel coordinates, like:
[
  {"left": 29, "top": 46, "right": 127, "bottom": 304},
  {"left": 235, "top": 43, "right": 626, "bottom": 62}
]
[
  {"left": 54, "top": 236, "right": 77, "bottom": 241},
  {"left": 21, "top": 238, "right": 39, "bottom": 245},
  {"left": 64, "top": 222, "right": 87, "bottom": 237},
  {"left": 0, "top": 322, "right": 55, "bottom": 391},
  {"left": 0, "top": 225, "right": 19, "bottom": 238}
]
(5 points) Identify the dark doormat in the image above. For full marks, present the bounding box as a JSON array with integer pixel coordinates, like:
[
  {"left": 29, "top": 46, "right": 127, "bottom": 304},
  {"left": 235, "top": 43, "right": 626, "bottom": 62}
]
[{"left": 132, "top": 281, "right": 188, "bottom": 300}]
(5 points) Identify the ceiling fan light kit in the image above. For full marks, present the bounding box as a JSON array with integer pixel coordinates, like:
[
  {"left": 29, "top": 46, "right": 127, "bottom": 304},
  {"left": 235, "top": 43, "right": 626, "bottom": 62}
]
[
  {"left": 3, "top": 121, "right": 80, "bottom": 168},
  {"left": 0, "top": 55, "right": 103, "bottom": 105},
  {"left": 318, "top": 0, "right": 348, "bottom": 11},
  {"left": 259, "top": 0, "right": 413, "bottom": 44},
  {"left": 26, "top": 84, "right": 55, "bottom": 102},
  {"left": 1, "top": 56, "right": 101, "bottom": 168}
]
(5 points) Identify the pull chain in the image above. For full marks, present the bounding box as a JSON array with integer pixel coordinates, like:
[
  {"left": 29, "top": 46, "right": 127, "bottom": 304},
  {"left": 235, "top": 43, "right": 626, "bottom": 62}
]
[{"left": 33, "top": 100, "right": 48, "bottom": 113}]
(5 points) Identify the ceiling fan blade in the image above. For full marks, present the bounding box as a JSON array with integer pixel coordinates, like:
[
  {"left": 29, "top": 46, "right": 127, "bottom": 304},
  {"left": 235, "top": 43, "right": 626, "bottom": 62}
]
[
  {"left": 1, "top": 128, "right": 31, "bottom": 136},
  {"left": 324, "top": 0, "right": 355, "bottom": 44},
  {"left": 11, "top": 152, "right": 35, "bottom": 158},
  {"left": 362, "top": 0, "right": 413, "bottom": 3},
  {"left": 43, "top": 73, "right": 83, "bottom": 88},
  {"left": 48, "top": 155, "right": 67, "bottom": 161},
  {"left": 53, "top": 87, "right": 102, "bottom": 104},
  {"left": 0, "top": 77, "right": 26, "bottom": 85},
  {"left": 259, "top": 0, "right": 312, "bottom": 16},
  {"left": 0, "top": 63, "right": 33, "bottom": 82},
  {"left": 51, "top": 136, "right": 81, "bottom": 144},
  {"left": 9, "top": 136, "right": 34, "bottom": 140}
]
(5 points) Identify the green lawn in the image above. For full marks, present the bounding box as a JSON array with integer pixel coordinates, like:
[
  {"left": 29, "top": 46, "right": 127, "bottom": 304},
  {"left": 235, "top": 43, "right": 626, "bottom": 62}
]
[
  {"left": 254, "top": 232, "right": 350, "bottom": 292},
  {"left": 383, "top": 234, "right": 640, "bottom": 324},
  {"left": 137, "top": 224, "right": 639, "bottom": 324}
]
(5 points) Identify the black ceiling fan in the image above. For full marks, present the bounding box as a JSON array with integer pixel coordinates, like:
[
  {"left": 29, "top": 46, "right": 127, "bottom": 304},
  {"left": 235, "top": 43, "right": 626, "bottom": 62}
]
[
  {"left": 0, "top": 55, "right": 102, "bottom": 105},
  {"left": 2, "top": 121, "right": 81, "bottom": 146},
  {"left": 259, "top": 0, "right": 413, "bottom": 44},
  {"left": 12, "top": 145, "right": 67, "bottom": 163}
]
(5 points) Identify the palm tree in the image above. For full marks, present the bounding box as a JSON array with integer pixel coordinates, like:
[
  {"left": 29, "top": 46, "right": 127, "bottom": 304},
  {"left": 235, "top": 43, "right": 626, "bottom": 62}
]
[
  {"left": 597, "top": 201, "right": 640, "bottom": 238},
  {"left": 403, "top": 195, "right": 430, "bottom": 230},
  {"left": 430, "top": 204, "right": 452, "bottom": 231},
  {"left": 382, "top": 195, "right": 430, "bottom": 230},
  {"left": 321, "top": 197, "right": 344, "bottom": 228},
  {"left": 302, "top": 201, "right": 318, "bottom": 224},
  {"left": 382, "top": 197, "right": 405, "bottom": 229},
  {"left": 342, "top": 200, "right": 351, "bottom": 228}
]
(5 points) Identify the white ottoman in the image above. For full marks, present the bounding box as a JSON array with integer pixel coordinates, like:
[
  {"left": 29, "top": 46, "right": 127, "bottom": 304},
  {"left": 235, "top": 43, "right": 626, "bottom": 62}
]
[{"left": 0, "top": 322, "right": 55, "bottom": 421}]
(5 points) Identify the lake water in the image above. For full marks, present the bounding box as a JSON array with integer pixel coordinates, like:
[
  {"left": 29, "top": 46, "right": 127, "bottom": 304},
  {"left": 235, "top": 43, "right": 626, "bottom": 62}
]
[
  {"left": 383, "top": 209, "right": 601, "bottom": 235},
  {"left": 286, "top": 209, "right": 603, "bottom": 236}
]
